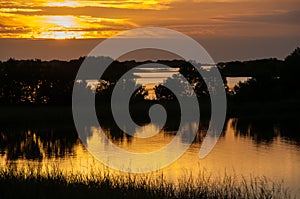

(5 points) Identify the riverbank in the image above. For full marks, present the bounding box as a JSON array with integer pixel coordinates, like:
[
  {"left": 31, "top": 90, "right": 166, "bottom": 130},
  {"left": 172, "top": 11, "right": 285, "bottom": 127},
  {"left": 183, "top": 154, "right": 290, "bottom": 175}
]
[{"left": 1, "top": 99, "right": 300, "bottom": 123}]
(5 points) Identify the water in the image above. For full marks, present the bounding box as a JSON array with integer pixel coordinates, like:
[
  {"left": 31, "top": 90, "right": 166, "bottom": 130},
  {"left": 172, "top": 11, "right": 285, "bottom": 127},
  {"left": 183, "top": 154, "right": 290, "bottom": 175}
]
[
  {"left": 226, "top": 77, "right": 250, "bottom": 89},
  {"left": 0, "top": 117, "right": 299, "bottom": 197}
]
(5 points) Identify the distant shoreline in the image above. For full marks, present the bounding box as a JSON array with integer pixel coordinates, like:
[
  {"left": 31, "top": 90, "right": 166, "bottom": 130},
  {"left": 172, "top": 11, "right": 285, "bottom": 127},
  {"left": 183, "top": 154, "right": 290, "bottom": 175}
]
[{"left": 1, "top": 99, "right": 299, "bottom": 124}]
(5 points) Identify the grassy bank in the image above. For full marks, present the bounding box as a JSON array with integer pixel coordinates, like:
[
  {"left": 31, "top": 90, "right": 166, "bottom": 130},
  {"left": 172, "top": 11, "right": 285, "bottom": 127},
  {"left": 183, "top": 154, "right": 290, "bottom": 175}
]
[{"left": 0, "top": 166, "right": 293, "bottom": 199}]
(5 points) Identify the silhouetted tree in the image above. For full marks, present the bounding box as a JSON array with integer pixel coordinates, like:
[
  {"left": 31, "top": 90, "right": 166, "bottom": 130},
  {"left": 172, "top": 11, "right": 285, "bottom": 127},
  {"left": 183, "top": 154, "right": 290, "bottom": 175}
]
[{"left": 281, "top": 47, "right": 300, "bottom": 98}]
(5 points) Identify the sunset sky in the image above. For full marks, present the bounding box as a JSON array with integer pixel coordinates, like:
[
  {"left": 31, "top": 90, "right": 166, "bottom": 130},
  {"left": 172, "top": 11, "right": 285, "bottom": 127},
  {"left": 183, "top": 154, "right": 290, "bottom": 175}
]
[{"left": 0, "top": 0, "right": 299, "bottom": 61}]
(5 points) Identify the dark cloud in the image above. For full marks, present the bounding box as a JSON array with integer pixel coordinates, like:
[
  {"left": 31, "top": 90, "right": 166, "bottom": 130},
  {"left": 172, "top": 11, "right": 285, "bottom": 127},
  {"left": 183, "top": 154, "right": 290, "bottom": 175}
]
[
  {"left": 213, "top": 10, "right": 300, "bottom": 25},
  {"left": 0, "top": 28, "right": 31, "bottom": 34},
  {"left": 11, "top": 6, "right": 156, "bottom": 18}
]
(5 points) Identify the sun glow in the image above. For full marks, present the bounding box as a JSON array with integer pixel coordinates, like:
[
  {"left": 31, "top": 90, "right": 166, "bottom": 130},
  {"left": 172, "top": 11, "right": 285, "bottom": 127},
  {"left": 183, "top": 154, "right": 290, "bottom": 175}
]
[
  {"left": 42, "top": 16, "right": 77, "bottom": 28},
  {"left": 44, "top": 0, "right": 169, "bottom": 10},
  {"left": 0, "top": 0, "right": 147, "bottom": 39},
  {"left": 38, "top": 31, "right": 84, "bottom": 39},
  {"left": 0, "top": 9, "right": 135, "bottom": 39},
  {"left": 46, "top": 0, "right": 78, "bottom": 7}
]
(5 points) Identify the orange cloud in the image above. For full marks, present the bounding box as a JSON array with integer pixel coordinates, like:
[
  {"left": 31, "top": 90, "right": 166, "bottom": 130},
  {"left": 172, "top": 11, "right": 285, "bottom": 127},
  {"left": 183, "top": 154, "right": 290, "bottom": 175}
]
[{"left": 0, "top": 0, "right": 299, "bottom": 39}]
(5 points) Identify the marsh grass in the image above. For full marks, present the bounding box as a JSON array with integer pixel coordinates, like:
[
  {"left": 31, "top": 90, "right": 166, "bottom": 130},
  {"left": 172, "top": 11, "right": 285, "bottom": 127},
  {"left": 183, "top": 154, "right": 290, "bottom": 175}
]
[{"left": 0, "top": 166, "right": 293, "bottom": 199}]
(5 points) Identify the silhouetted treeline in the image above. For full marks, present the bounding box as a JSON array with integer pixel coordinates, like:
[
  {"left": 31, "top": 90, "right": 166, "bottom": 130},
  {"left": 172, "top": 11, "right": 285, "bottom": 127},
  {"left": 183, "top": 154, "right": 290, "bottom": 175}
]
[
  {"left": 0, "top": 47, "right": 299, "bottom": 105},
  {"left": 218, "top": 58, "right": 283, "bottom": 77},
  {"left": 0, "top": 58, "right": 82, "bottom": 105},
  {"left": 229, "top": 47, "right": 300, "bottom": 102}
]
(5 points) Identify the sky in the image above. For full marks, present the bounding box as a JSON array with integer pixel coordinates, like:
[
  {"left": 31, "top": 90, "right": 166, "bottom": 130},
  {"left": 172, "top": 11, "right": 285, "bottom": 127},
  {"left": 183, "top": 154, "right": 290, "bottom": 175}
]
[{"left": 0, "top": 0, "right": 299, "bottom": 62}]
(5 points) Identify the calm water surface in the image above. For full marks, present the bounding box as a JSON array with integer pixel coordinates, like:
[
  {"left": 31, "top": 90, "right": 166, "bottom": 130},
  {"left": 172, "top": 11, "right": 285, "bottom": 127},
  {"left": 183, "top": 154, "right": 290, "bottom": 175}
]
[{"left": 0, "top": 117, "right": 299, "bottom": 196}]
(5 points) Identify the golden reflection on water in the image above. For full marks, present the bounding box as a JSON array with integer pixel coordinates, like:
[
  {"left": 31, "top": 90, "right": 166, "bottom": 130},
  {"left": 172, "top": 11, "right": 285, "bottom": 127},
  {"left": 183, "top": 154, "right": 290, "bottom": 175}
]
[{"left": 0, "top": 119, "right": 300, "bottom": 195}]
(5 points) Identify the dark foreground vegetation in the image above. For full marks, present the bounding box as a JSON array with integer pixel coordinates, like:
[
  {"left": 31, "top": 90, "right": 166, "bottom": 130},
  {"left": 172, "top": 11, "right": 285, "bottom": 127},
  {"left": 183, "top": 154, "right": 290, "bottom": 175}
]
[{"left": 0, "top": 166, "right": 293, "bottom": 199}]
